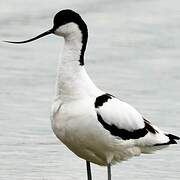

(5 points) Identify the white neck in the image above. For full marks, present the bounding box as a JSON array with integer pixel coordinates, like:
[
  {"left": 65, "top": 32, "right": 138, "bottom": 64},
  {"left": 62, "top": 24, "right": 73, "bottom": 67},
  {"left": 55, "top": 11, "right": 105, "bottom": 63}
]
[{"left": 55, "top": 33, "right": 101, "bottom": 101}]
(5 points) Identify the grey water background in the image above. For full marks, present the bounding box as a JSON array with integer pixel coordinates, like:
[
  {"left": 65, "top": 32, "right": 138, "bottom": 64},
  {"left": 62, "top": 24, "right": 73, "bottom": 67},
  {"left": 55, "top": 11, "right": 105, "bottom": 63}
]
[{"left": 0, "top": 0, "right": 180, "bottom": 179}]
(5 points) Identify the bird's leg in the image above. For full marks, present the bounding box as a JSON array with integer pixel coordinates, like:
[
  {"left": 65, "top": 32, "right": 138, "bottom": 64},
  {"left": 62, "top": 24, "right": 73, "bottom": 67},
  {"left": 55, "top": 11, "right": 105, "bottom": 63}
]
[
  {"left": 86, "top": 161, "right": 92, "bottom": 180},
  {"left": 107, "top": 163, "right": 111, "bottom": 180}
]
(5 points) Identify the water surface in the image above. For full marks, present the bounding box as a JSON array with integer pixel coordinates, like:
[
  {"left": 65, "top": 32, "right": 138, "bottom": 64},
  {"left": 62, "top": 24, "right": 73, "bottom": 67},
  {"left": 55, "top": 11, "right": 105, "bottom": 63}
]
[{"left": 0, "top": 0, "right": 180, "bottom": 179}]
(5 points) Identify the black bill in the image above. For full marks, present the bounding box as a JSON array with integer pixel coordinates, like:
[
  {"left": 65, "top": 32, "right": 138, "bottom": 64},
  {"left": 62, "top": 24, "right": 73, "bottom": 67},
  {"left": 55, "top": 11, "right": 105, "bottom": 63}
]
[{"left": 4, "top": 29, "right": 54, "bottom": 44}]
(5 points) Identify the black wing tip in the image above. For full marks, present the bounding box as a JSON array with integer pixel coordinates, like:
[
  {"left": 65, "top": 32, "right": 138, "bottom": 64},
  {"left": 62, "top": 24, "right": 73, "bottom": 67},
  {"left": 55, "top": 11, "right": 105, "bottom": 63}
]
[
  {"left": 155, "top": 134, "right": 180, "bottom": 146},
  {"left": 165, "top": 133, "right": 180, "bottom": 145},
  {"left": 166, "top": 133, "right": 180, "bottom": 141}
]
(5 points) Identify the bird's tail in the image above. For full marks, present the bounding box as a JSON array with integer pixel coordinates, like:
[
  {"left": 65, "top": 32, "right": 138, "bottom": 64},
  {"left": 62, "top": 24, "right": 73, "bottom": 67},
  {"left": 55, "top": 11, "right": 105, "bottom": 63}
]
[
  {"left": 165, "top": 133, "right": 180, "bottom": 144},
  {"left": 155, "top": 133, "right": 180, "bottom": 146},
  {"left": 141, "top": 133, "right": 179, "bottom": 154}
]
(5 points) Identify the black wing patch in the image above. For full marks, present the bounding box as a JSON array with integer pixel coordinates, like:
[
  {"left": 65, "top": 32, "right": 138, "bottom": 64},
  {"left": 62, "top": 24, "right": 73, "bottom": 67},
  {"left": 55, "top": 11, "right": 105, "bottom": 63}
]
[
  {"left": 95, "top": 94, "right": 159, "bottom": 140},
  {"left": 95, "top": 93, "right": 112, "bottom": 108},
  {"left": 97, "top": 113, "right": 148, "bottom": 140},
  {"left": 143, "top": 118, "right": 158, "bottom": 134}
]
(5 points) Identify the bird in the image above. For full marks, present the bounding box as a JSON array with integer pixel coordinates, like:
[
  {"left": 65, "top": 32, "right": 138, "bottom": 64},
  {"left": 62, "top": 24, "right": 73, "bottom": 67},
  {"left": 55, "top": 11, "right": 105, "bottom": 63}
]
[{"left": 5, "top": 9, "right": 179, "bottom": 180}]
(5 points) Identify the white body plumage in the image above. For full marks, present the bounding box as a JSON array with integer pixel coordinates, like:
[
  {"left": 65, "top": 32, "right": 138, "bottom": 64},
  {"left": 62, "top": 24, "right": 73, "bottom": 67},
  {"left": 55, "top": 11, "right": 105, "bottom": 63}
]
[{"left": 51, "top": 21, "right": 174, "bottom": 166}]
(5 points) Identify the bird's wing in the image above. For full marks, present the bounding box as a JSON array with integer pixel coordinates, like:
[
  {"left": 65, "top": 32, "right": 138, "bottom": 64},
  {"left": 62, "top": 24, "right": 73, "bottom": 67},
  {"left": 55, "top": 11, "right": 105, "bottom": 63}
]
[{"left": 94, "top": 93, "right": 163, "bottom": 142}]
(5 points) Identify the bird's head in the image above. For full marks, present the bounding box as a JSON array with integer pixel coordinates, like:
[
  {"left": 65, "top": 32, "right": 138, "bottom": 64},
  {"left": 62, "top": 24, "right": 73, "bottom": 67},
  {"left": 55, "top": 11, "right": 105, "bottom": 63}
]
[{"left": 4, "top": 9, "right": 88, "bottom": 43}]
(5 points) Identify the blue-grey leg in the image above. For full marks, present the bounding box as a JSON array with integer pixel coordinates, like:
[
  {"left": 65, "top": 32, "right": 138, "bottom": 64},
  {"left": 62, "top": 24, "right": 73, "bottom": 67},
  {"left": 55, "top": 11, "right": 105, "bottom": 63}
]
[
  {"left": 86, "top": 161, "right": 92, "bottom": 180},
  {"left": 107, "top": 163, "right": 111, "bottom": 180}
]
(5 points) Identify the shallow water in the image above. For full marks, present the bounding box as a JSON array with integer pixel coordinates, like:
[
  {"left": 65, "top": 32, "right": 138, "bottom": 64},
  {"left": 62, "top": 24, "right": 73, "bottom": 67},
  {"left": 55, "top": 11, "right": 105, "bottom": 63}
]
[{"left": 0, "top": 0, "right": 180, "bottom": 179}]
